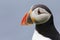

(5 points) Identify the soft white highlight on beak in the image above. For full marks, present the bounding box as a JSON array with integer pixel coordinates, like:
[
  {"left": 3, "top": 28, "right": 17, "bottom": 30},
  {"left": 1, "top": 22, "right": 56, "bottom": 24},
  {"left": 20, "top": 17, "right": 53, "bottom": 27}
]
[{"left": 30, "top": 7, "right": 51, "bottom": 24}]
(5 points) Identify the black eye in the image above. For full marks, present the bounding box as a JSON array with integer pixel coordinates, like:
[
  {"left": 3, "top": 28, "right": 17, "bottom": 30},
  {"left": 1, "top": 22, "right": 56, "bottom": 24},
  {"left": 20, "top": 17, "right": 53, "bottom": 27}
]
[{"left": 38, "top": 9, "right": 41, "bottom": 15}]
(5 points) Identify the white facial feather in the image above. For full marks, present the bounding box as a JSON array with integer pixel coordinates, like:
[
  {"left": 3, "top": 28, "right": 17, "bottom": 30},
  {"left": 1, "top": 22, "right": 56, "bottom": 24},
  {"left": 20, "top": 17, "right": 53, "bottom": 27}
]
[{"left": 30, "top": 7, "right": 51, "bottom": 24}]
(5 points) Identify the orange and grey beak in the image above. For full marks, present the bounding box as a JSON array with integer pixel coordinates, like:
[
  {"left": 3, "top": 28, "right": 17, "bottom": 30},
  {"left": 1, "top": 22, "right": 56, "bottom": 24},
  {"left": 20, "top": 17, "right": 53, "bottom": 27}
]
[{"left": 21, "top": 9, "right": 33, "bottom": 25}]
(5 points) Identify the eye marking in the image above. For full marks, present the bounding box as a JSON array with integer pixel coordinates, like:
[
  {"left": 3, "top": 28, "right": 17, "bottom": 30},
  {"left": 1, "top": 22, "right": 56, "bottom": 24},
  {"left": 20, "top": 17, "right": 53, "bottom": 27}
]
[{"left": 38, "top": 9, "right": 41, "bottom": 15}]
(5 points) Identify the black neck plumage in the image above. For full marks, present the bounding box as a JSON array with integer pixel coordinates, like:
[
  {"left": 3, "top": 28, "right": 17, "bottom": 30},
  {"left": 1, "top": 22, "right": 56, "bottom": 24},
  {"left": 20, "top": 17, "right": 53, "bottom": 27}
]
[{"left": 35, "top": 15, "right": 59, "bottom": 40}]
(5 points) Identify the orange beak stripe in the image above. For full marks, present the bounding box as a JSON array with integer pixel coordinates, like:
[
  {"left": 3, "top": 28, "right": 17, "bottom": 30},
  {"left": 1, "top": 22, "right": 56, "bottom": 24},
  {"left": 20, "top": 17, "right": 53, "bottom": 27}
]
[{"left": 21, "top": 12, "right": 29, "bottom": 25}]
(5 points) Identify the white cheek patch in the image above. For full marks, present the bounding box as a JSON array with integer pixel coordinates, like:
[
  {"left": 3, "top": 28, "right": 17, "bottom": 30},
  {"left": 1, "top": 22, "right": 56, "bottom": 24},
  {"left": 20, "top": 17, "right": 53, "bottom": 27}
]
[
  {"left": 39, "top": 7, "right": 49, "bottom": 13},
  {"left": 35, "top": 13, "right": 51, "bottom": 24},
  {"left": 30, "top": 7, "right": 51, "bottom": 24}
]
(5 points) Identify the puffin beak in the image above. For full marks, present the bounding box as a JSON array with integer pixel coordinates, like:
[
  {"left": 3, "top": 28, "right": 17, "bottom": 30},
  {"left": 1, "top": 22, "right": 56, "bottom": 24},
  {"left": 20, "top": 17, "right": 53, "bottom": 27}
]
[{"left": 21, "top": 9, "right": 33, "bottom": 25}]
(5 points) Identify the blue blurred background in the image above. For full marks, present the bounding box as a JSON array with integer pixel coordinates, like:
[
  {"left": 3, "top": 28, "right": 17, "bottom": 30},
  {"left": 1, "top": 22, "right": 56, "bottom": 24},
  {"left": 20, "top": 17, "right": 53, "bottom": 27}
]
[{"left": 0, "top": 0, "right": 60, "bottom": 40}]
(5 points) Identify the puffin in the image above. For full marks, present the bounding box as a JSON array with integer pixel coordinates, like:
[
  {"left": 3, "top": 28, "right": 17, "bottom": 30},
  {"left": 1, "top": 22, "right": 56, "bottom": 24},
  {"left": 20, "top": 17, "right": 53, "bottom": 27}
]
[{"left": 21, "top": 4, "right": 60, "bottom": 40}]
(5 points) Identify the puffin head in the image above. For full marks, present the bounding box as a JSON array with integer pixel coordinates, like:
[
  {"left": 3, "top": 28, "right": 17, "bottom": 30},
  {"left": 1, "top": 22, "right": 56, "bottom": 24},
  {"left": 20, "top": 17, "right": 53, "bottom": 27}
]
[{"left": 21, "top": 4, "right": 52, "bottom": 25}]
